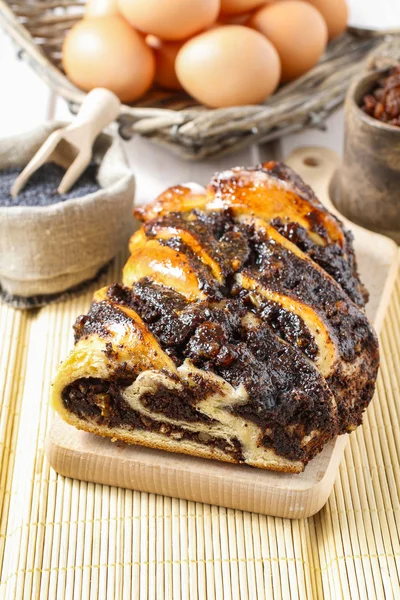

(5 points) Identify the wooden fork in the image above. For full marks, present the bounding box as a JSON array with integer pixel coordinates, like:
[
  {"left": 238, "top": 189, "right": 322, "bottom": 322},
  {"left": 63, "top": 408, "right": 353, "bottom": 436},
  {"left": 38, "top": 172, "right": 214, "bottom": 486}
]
[{"left": 11, "top": 88, "right": 121, "bottom": 198}]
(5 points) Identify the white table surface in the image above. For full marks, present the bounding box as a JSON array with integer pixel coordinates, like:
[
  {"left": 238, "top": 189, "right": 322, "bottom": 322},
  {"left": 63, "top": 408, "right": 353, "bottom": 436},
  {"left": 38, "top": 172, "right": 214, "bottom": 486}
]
[{"left": 0, "top": 0, "right": 398, "bottom": 204}]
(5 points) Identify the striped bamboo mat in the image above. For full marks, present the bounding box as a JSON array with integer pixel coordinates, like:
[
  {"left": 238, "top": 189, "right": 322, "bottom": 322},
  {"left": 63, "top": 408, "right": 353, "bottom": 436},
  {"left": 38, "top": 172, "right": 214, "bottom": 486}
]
[{"left": 0, "top": 253, "right": 399, "bottom": 600}]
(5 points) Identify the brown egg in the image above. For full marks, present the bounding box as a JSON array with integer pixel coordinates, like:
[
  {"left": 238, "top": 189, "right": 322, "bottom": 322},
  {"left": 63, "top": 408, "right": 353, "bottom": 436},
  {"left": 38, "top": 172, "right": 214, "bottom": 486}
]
[
  {"left": 147, "top": 37, "right": 184, "bottom": 90},
  {"left": 249, "top": 1, "right": 328, "bottom": 81},
  {"left": 62, "top": 16, "right": 155, "bottom": 103},
  {"left": 220, "top": 0, "right": 268, "bottom": 14},
  {"left": 176, "top": 26, "right": 281, "bottom": 108},
  {"left": 85, "top": 0, "right": 120, "bottom": 18},
  {"left": 303, "top": 0, "right": 348, "bottom": 39},
  {"left": 118, "top": 0, "right": 219, "bottom": 41}
]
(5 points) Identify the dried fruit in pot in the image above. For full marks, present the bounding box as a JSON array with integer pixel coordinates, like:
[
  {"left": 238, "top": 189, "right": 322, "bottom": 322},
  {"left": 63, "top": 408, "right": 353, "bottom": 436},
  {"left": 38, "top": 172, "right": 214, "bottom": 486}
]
[{"left": 361, "top": 66, "right": 400, "bottom": 127}]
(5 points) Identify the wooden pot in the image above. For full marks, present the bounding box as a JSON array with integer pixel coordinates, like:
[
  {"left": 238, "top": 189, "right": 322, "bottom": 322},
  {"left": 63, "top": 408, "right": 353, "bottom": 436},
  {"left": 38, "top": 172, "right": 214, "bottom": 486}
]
[{"left": 334, "top": 70, "right": 400, "bottom": 243}]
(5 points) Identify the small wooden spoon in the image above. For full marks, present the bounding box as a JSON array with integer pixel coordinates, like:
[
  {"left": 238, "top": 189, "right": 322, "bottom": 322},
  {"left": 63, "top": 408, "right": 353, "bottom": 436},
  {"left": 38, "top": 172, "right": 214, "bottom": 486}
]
[{"left": 11, "top": 88, "right": 121, "bottom": 198}]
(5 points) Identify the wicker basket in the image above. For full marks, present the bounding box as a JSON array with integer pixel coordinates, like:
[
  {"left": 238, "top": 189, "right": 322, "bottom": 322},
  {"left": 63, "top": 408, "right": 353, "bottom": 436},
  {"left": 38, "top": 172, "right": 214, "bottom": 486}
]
[{"left": 0, "top": 0, "right": 395, "bottom": 159}]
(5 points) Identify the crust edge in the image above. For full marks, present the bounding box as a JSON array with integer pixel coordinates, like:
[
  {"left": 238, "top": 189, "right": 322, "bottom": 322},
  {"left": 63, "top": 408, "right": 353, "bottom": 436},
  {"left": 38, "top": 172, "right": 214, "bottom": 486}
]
[{"left": 58, "top": 410, "right": 305, "bottom": 474}]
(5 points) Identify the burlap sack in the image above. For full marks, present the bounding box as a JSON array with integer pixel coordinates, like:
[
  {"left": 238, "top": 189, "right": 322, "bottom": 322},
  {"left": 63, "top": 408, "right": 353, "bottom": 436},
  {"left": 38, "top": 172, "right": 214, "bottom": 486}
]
[{"left": 0, "top": 122, "right": 135, "bottom": 306}]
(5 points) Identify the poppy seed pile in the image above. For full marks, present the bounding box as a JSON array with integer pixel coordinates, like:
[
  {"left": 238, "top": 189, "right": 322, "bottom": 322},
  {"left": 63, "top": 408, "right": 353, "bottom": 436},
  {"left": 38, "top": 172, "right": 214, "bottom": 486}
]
[{"left": 0, "top": 162, "right": 100, "bottom": 208}]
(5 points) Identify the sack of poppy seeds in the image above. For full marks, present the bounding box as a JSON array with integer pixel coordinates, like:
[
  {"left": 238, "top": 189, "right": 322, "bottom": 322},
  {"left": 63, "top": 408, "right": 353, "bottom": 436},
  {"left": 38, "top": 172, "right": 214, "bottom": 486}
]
[{"left": 0, "top": 122, "right": 135, "bottom": 308}]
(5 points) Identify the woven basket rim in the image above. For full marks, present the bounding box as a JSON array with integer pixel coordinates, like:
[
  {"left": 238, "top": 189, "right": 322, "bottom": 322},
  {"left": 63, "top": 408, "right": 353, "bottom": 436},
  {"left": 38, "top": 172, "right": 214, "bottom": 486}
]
[{"left": 0, "top": 0, "right": 397, "bottom": 158}]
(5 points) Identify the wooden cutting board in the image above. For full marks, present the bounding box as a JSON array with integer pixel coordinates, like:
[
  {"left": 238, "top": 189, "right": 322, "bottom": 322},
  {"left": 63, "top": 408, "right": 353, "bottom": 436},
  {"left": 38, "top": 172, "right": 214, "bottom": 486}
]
[{"left": 46, "top": 147, "right": 399, "bottom": 519}]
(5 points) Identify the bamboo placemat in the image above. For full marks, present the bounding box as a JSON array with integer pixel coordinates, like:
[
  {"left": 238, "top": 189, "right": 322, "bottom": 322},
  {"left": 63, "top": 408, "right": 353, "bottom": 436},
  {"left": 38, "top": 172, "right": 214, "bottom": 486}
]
[{"left": 0, "top": 253, "right": 399, "bottom": 600}]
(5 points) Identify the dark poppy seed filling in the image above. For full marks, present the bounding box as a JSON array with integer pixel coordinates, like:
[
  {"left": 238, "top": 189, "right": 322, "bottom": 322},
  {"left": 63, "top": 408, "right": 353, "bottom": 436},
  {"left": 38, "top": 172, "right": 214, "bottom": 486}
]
[
  {"left": 66, "top": 283, "right": 338, "bottom": 462},
  {"left": 62, "top": 378, "right": 244, "bottom": 462},
  {"left": 56, "top": 161, "right": 379, "bottom": 471},
  {"left": 241, "top": 221, "right": 374, "bottom": 362},
  {"left": 67, "top": 203, "right": 378, "bottom": 462},
  {"left": 75, "top": 204, "right": 374, "bottom": 367},
  {"left": 144, "top": 210, "right": 250, "bottom": 278},
  {"left": 270, "top": 218, "right": 367, "bottom": 307},
  {"left": 257, "top": 300, "right": 318, "bottom": 360}
]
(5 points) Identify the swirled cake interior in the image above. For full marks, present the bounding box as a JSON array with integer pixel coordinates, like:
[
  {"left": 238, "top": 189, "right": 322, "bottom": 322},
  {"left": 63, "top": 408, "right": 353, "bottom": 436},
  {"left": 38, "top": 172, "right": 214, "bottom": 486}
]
[{"left": 52, "top": 162, "right": 379, "bottom": 472}]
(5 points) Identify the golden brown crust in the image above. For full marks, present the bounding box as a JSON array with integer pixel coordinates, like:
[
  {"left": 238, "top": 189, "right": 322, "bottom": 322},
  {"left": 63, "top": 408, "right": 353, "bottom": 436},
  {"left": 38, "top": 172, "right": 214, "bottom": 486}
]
[{"left": 135, "top": 185, "right": 207, "bottom": 223}]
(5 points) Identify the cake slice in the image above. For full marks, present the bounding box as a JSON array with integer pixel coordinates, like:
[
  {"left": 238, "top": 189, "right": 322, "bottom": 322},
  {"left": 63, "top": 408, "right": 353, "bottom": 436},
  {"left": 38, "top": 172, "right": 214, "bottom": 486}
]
[{"left": 51, "top": 163, "right": 379, "bottom": 473}]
